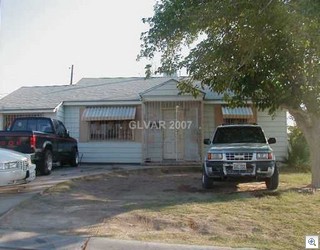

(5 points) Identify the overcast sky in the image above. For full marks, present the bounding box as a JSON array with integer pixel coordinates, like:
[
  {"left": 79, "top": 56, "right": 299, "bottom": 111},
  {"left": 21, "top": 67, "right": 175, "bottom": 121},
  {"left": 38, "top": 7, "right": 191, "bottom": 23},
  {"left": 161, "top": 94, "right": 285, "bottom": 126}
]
[{"left": 0, "top": 0, "right": 156, "bottom": 96}]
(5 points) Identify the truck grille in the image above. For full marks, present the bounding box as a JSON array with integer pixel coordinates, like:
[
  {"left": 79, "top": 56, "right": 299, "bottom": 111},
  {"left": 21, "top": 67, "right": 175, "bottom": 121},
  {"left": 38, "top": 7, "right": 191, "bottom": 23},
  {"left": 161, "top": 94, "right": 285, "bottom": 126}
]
[
  {"left": 16, "top": 160, "right": 29, "bottom": 171},
  {"left": 226, "top": 153, "right": 253, "bottom": 161}
]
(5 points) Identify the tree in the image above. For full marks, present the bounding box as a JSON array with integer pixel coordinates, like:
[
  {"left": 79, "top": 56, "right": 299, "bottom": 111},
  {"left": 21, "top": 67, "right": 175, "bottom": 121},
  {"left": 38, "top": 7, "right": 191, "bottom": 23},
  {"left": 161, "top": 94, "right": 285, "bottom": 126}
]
[{"left": 139, "top": 0, "right": 320, "bottom": 188}]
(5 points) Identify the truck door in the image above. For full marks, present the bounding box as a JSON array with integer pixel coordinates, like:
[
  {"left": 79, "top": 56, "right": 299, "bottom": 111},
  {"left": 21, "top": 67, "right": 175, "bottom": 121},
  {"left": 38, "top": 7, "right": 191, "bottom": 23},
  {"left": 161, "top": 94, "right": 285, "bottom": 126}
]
[
  {"left": 53, "top": 120, "right": 72, "bottom": 162},
  {"left": 38, "top": 119, "right": 59, "bottom": 161}
]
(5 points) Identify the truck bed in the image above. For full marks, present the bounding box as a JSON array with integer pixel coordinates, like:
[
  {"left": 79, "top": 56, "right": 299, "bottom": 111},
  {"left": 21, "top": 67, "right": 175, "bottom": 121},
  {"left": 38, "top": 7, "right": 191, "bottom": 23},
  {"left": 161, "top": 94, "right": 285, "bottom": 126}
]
[{"left": 0, "top": 130, "right": 39, "bottom": 154}]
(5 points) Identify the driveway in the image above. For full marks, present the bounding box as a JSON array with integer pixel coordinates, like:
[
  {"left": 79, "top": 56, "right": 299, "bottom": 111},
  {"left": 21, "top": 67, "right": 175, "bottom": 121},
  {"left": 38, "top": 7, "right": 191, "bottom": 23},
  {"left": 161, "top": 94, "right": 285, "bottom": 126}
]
[{"left": 0, "top": 164, "right": 127, "bottom": 217}]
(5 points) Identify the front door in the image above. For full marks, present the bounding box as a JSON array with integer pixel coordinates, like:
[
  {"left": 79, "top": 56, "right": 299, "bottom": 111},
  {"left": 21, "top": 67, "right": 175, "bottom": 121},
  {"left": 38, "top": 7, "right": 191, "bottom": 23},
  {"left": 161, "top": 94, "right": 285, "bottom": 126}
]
[{"left": 163, "top": 109, "right": 176, "bottom": 159}]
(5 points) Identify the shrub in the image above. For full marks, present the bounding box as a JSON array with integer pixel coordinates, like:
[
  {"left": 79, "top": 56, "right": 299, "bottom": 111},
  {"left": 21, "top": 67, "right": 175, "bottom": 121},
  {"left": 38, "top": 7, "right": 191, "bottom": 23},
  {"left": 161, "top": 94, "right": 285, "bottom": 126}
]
[{"left": 286, "top": 126, "right": 310, "bottom": 172}]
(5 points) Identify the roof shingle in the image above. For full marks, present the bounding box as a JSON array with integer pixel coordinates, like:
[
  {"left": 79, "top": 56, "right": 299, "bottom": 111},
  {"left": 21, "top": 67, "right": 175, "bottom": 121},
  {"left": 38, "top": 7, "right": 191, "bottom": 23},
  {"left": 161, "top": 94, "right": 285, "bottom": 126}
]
[
  {"left": 0, "top": 77, "right": 174, "bottom": 111},
  {"left": 0, "top": 77, "right": 224, "bottom": 111}
]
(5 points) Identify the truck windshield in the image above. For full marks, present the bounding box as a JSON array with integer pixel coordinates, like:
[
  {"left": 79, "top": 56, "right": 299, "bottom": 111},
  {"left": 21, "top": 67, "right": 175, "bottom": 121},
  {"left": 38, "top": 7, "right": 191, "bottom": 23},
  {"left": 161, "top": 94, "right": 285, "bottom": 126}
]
[{"left": 212, "top": 126, "right": 266, "bottom": 144}]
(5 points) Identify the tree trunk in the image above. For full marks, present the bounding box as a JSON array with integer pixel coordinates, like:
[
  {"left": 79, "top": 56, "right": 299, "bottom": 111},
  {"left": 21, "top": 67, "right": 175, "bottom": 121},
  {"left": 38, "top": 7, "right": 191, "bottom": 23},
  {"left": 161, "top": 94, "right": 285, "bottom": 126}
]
[
  {"left": 308, "top": 136, "right": 320, "bottom": 188},
  {"left": 290, "top": 110, "right": 320, "bottom": 189}
]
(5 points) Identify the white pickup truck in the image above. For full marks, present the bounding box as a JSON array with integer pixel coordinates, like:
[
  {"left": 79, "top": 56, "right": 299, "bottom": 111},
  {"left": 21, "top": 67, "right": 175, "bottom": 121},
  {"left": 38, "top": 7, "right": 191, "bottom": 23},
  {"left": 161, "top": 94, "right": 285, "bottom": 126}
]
[{"left": 202, "top": 124, "right": 279, "bottom": 190}]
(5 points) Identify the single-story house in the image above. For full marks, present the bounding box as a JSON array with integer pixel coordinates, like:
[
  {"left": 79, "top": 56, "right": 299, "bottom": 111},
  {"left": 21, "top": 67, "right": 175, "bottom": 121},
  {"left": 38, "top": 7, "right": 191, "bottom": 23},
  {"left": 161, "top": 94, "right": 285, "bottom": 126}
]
[{"left": 0, "top": 77, "right": 288, "bottom": 164}]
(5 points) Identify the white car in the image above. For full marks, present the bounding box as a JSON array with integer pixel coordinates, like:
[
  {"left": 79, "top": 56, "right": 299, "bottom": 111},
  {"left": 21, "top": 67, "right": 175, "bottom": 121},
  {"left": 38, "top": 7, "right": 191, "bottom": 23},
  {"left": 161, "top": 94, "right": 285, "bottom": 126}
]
[{"left": 0, "top": 148, "right": 36, "bottom": 186}]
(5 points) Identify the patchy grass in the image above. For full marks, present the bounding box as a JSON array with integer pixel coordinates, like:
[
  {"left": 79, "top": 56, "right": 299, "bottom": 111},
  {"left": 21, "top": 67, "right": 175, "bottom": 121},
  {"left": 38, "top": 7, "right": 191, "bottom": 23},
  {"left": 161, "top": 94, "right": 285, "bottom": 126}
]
[
  {"left": 81, "top": 170, "right": 319, "bottom": 250},
  {"left": 2, "top": 168, "right": 319, "bottom": 250},
  {"left": 46, "top": 180, "right": 75, "bottom": 193}
]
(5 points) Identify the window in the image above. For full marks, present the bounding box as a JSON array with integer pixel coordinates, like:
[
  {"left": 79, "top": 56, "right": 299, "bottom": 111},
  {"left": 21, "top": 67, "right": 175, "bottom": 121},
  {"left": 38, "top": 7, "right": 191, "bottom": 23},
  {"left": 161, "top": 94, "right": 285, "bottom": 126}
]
[
  {"left": 4, "top": 114, "right": 43, "bottom": 130},
  {"left": 221, "top": 106, "right": 254, "bottom": 125},
  {"left": 82, "top": 106, "right": 136, "bottom": 141},
  {"left": 53, "top": 120, "right": 67, "bottom": 136},
  {"left": 89, "top": 120, "right": 133, "bottom": 141},
  {"left": 223, "top": 118, "right": 248, "bottom": 124}
]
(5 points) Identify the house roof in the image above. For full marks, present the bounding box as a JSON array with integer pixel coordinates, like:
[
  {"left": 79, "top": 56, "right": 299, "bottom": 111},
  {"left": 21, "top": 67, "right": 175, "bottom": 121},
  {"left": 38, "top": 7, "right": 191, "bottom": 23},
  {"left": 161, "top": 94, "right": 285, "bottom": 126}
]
[
  {"left": 0, "top": 77, "right": 223, "bottom": 112},
  {"left": 0, "top": 77, "right": 172, "bottom": 111}
]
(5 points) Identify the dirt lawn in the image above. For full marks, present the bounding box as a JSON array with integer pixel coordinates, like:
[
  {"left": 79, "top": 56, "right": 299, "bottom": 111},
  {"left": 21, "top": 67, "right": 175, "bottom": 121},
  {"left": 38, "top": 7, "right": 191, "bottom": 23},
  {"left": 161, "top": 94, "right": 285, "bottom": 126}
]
[{"left": 0, "top": 167, "right": 317, "bottom": 249}]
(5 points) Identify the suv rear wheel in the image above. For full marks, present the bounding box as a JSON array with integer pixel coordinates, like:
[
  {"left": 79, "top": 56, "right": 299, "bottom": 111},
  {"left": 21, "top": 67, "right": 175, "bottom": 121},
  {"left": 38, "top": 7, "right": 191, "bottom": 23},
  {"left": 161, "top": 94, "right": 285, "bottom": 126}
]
[
  {"left": 202, "top": 169, "right": 214, "bottom": 189},
  {"left": 265, "top": 166, "right": 279, "bottom": 190}
]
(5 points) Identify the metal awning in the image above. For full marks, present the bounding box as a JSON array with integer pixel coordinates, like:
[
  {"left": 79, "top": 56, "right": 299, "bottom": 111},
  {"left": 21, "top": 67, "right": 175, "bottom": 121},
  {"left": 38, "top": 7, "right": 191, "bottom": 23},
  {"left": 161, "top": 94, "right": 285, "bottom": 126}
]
[
  {"left": 221, "top": 106, "right": 253, "bottom": 118},
  {"left": 82, "top": 106, "right": 136, "bottom": 121}
]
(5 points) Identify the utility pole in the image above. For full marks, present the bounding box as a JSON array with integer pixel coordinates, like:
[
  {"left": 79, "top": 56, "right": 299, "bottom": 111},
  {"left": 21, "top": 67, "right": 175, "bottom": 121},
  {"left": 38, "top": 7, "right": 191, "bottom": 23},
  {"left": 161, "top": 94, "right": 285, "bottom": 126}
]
[{"left": 70, "top": 64, "right": 74, "bottom": 85}]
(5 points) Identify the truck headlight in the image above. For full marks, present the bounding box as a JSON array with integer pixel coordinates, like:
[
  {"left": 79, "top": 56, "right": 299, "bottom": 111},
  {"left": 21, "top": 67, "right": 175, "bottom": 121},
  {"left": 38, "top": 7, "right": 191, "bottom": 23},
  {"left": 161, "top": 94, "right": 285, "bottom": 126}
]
[
  {"left": 257, "top": 153, "right": 273, "bottom": 160},
  {"left": 207, "top": 153, "right": 223, "bottom": 160}
]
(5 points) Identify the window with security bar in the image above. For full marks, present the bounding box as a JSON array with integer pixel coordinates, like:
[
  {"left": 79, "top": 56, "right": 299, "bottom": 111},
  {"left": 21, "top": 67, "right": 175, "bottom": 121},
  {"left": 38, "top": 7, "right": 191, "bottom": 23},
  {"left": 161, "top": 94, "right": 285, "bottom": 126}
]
[
  {"left": 89, "top": 120, "right": 133, "bottom": 141},
  {"left": 4, "top": 114, "right": 43, "bottom": 130},
  {"left": 223, "top": 118, "right": 248, "bottom": 124}
]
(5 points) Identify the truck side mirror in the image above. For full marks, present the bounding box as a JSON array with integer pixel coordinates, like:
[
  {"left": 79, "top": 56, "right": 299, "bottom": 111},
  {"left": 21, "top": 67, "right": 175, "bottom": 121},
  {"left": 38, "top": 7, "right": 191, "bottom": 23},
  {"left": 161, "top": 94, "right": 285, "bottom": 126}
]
[
  {"left": 268, "top": 137, "right": 276, "bottom": 144},
  {"left": 203, "top": 138, "right": 211, "bottom": 145}
]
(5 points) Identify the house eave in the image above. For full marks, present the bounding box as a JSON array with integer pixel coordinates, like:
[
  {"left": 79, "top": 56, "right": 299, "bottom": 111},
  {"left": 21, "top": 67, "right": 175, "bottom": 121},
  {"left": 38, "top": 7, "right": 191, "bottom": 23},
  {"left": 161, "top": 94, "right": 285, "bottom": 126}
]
[
  {"left": 0, "top": 108, "right": 56, "bottom": 114},
  {"left": 203, "top": 100, "right": 253, "bottom": 104},
  {"left": 141, "top": 95, "right": 203, "bottom": 102},
  {"left": 63, "top": 100, "right": 142, "bottom": 106}
]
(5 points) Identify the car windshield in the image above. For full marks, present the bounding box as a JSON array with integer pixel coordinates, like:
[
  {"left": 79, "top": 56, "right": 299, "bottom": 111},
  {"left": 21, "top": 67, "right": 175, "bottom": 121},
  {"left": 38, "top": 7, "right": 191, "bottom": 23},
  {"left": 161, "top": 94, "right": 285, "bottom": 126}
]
[{"left": 212, "top": 126, "right": 266, "bottom": 144}]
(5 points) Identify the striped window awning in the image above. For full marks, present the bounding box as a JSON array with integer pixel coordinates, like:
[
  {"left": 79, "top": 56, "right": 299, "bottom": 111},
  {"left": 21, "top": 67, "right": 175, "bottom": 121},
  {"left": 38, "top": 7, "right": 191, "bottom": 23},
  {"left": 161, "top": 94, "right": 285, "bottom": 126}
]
[
  {"left": 82, "top": 106, "right": 136, "bottom": 121},
  {"left": 222, "top": 106, "right": 253, "bottom": 118}
]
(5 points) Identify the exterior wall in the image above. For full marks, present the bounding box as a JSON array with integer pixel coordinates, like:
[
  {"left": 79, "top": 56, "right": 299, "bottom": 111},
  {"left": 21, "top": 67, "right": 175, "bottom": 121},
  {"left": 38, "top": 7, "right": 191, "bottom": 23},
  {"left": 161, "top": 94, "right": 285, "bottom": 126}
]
[
  {"left": 78, "top": 141, "right": 142, "bottom": 163},
  {"left": 202, "top": 104, "right": 216, "bottom": 159},
  {"left": 0, "top": 114, "right": 3, "bottom": 130},
  {"left": 64, "top": 105, "right": 142, "bottom": 164},
  {"left": 64, "top": 106, "right": 80, "bottom": 140},
  {"left": 43, "top": 112, "right": 58, "bottom": 120},
  {"left": 257, "top": 110, "right": 288, "bottom": 161},
  {"left": 143, "top": 102, "right": 163, "bottom": 162},
  {"left": 56, "top": 105, "right": 65, "bottom": 122},
  {"left": 143, "top": 80, "right": 180, "bottom": 96}
]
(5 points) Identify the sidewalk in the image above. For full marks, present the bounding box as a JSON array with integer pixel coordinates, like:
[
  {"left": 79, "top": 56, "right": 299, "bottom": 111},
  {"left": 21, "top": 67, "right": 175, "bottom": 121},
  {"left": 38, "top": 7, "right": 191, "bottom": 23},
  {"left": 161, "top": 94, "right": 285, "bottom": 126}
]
[{"left": 0, "top": 230, "right": 256, "bottom": 250}]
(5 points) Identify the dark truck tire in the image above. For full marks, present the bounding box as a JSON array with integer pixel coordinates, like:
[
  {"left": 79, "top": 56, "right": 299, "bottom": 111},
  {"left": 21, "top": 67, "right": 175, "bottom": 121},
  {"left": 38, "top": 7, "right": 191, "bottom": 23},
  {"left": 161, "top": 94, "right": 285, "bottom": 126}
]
[
  {"left": 202, "top": 169, "right": 214, "bottom": 189},
  {"left": 265, "top": 166, "right": 279, "bottom": 190},
  {"left": 40, "top": 150, "right": 53, "bottom": 175},
  {"left": 70, "top": 148, "right": 79, "bottom": 167}
]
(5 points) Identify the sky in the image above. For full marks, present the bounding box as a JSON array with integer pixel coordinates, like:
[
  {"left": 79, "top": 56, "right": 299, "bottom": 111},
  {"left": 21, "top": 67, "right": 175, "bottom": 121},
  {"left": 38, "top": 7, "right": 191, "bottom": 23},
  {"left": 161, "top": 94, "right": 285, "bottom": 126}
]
[{"left": 0, "top": 0, "right": 157, "bottom": 96}]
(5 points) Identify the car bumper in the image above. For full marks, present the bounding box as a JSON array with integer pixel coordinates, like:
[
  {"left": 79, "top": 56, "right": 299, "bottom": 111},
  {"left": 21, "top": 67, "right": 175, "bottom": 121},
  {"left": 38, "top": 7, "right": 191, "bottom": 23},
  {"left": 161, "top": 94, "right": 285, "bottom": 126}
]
[
  {"left": 204, "top": 160, "right": 276, "bottom": 179},
  {"left": 0, "top": 164, "right": 36, "bottom": 186}
]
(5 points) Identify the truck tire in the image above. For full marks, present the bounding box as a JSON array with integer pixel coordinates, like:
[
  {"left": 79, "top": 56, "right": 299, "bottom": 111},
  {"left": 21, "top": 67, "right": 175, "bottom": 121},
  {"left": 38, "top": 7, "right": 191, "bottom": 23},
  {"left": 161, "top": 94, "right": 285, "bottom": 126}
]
[
  {"left": 265, "top": 166, "right": 279, "bottom": 190},
  {"left": 70, "top": 148, "right": 79, "bottom": 167},
  {"left": 202, "top": 169, "right": 214, "bottom": 189},
  {"left": 40, "top": 150, "right": 53, "bottom": 175}
]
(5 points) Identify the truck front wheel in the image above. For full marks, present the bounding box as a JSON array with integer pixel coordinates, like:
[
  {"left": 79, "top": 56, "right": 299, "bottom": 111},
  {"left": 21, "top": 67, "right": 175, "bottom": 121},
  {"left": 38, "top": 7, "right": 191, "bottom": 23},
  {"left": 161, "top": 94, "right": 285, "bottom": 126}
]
[
  {"left": 265, "top": 166, "right": 279, "bottom": 190},
  {"left": 40, "top": 150, "right": 53, "bottom": 175},
  {"left": 202, "top": 169, "right": 214, "bottom": 189}
]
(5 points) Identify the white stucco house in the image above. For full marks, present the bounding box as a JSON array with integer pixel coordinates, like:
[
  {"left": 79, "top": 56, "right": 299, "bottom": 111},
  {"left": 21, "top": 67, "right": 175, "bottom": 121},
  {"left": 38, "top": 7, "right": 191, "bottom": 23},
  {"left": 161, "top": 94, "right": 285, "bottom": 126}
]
[{"left": 0, "top": 77, "right": 288, "bottom": 164}]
